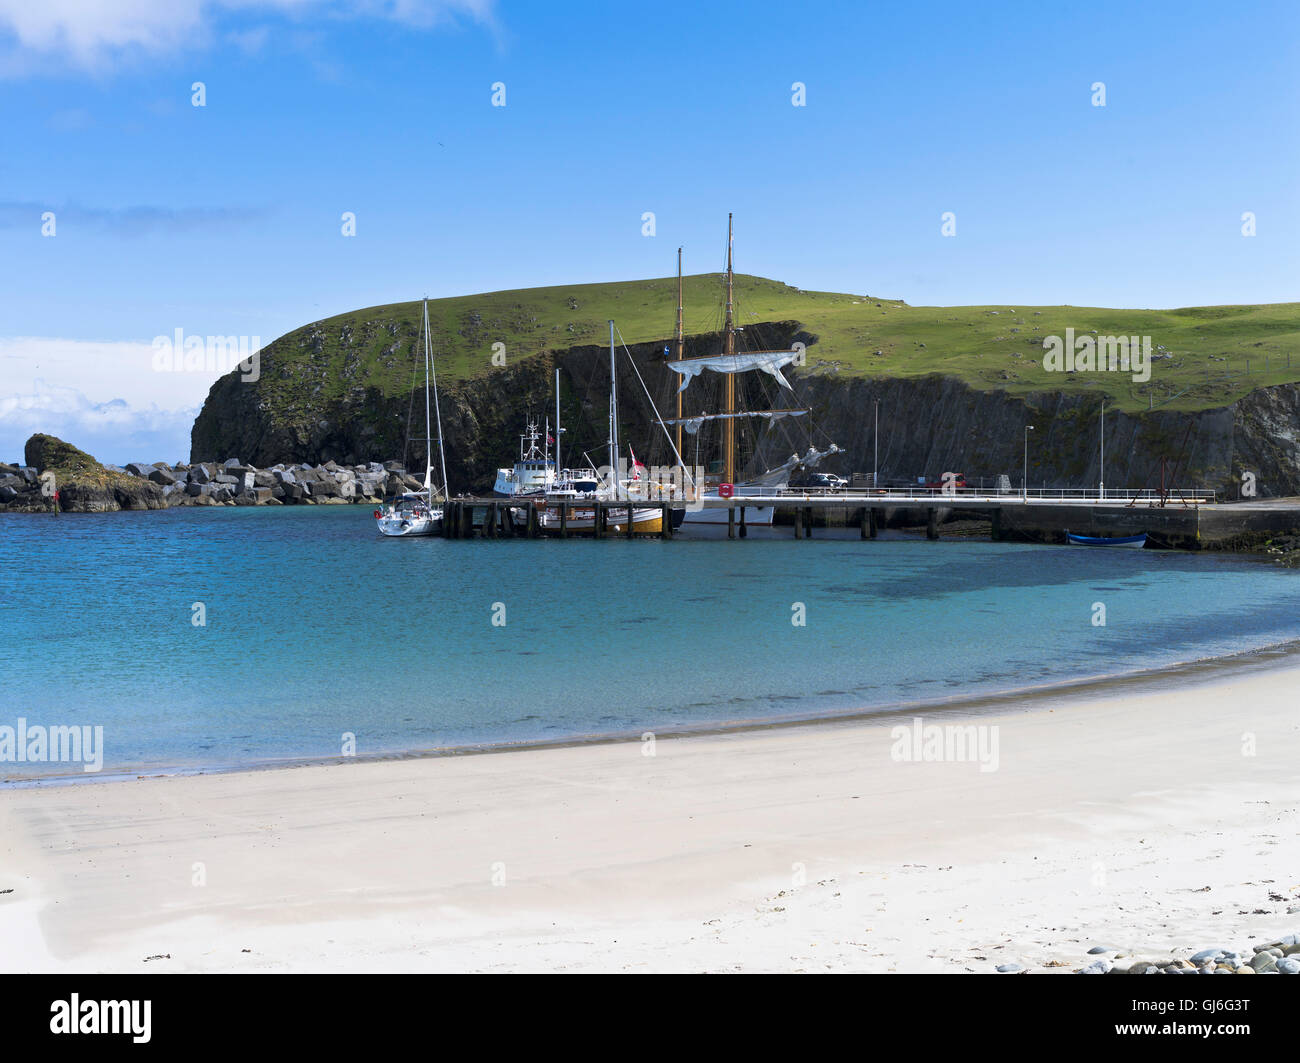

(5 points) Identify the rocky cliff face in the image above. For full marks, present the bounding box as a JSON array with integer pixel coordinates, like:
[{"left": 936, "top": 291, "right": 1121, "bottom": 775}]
[
  {"left": 191, "top": 324, "right": 1300, "bottom": 499},
  {"left": 783, "top": 373, "right": 1300, "bottom": 498}
]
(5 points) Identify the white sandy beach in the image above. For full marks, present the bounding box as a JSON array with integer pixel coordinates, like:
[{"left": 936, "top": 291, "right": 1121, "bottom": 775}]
[{"left": 1, "top": 661, "right": 1298, "bottom": 973}]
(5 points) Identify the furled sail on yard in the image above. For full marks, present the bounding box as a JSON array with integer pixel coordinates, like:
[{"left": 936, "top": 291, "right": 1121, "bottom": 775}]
[
  {"left": 662, "top": 409, "right": 809, "bottom": 434},
  {"left": 668, "top": 350, "right": 801, "bottom": 392}
]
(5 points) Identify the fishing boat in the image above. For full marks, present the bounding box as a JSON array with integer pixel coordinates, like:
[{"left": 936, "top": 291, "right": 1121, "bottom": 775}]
[
  {"left": 660, "top": 217, "right": 840, "bottom": 538},
  {"left": 375, "top": 298, "right": 447, "bottom": 537},
  {"left": 537, "top": 322, "right": 666, "bottom": 534},
  {"left": 492, "top": 418, "right": 600, "bottom": 499},
  {"left": 491, "top": 332, "right": 665, "bottom": 534},
  {"left": 1065, "top": 530, "right": 1147, "bottom": 548}
]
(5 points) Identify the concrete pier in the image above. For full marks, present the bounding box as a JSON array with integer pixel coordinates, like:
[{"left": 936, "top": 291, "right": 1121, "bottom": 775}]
[{"left": 435, "top": 492, "right": 1300, "bottom": 548}]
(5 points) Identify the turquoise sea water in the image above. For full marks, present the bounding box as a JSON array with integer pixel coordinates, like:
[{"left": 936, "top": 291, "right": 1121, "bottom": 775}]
[{"left": 2, "top": 506, "right": 1299, "bottom": 781}]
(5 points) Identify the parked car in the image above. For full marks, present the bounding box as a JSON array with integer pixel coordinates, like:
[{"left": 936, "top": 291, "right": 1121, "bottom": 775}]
[{"left": 789, "top": 472, "right": 847, "bottom": 490}]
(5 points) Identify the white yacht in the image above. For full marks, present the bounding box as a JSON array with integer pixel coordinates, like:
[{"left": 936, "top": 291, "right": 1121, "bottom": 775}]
[{"left": 376, "top": 298, "right": 447, "bottom": 537}]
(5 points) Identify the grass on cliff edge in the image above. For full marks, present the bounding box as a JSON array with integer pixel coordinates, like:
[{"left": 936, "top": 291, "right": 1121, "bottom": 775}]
[{"left": 256, "top": 274, "right": 1300, "bottom": 415}]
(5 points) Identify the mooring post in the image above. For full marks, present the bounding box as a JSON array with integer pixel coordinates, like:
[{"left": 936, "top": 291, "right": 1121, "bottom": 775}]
[
  {"left": 626, "top": 503, "right": 635, "bottom": 539},
  {"left": 525, "top": 503, "right": 537, "bottom": 539},
  {"left": 661, "top": 503, "right": 671, "bottom": 539},
  {"left": 727, "top": 507, "right": 736, "bottom": 539},
  {"left": 594, "top": 503, "right": 605, "bottom": 539},
  {"left": 926, "top": 507, "right": 939, "bottom": 541},
  {"left": 739, "top": 506, "right": 747, "bottom": 538}
]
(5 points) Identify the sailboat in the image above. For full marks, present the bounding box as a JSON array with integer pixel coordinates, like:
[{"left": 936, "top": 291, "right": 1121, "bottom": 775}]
[
  {"left": 375, "top": 298, "right": 447, "bottom": 537},
  {"left": 536, "top": 321, "right": 666, "bottom": 534},
  {"left": 662, "top": 216, "right": 841, "bottom": 537}
]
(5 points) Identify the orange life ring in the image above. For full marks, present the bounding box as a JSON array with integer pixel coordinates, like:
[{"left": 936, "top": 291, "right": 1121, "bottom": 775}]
[{"left": 373, "top": 509, "right": 382, "bottom": 519}]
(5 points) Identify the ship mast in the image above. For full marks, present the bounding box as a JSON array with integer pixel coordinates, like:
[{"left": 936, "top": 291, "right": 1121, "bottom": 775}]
[
  {"left": 724, "top": 213, "right": 735, "bottom": 485},
  {"left": 675, "top": 247, "right": 684, "bottom": 460},
  {"left": 608, "top": 319, "right": 620, "bottom": 500}
]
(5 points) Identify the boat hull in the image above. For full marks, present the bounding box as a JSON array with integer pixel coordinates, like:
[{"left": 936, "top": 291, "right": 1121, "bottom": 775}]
[
  {"left": 537, "top": 505, "right": 664, "bottom": 534},
  {"left": 676, "top": 504, "right": 778, "bottom": 539},
  {"left": 1065, "top": 531, "right": 1146, "bottom": 548},
  {"left": 377, "top": 512, "right": 443, "bottom": 537}
]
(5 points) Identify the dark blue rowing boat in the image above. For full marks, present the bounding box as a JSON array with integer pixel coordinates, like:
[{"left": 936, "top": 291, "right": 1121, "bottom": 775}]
[{"left": 1065, "top": 530, "right": 1147, "bottom": 549}]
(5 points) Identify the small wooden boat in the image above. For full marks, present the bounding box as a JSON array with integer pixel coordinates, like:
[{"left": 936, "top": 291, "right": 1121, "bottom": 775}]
[{"left": 1065, "top": 530, "right": 1147, "bottom": 548}]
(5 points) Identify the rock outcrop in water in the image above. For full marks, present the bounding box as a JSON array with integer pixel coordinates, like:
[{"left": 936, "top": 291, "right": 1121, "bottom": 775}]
[
  {"left": 0, "top": 434, "right": 166, "bottom": 512},
  {"left": 0, "top": 435, "right": 426, "bottom": 512}
]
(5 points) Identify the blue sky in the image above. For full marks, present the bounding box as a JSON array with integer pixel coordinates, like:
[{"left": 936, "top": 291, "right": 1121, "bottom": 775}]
[{"left": 1, "top": 0, "right": 1297, "bottom": 462}]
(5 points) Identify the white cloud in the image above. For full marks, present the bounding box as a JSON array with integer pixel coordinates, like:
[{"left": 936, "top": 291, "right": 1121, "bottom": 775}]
[
  {"left": 0, "top": 336, "right": 222, "bottom": 408},
  {"left": 0, "top": 0, "right": 496, "bottom": 74},
  {"left": 0, "top": 381, "right": 197, "bottom": 466}
]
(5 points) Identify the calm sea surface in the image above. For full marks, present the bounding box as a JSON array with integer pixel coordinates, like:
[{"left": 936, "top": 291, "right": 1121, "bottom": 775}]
[{"left": 3, "top": 506, "right": 1299, "bottom": 781}]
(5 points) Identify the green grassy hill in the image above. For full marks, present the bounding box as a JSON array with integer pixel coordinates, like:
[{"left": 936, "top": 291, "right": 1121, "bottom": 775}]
[{"left": 275, "top": 274, "right": 1300, "bottom": 415}]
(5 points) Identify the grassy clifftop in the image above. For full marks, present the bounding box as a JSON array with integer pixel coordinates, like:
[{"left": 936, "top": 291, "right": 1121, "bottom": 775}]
[{"left": 256, "top": 274, "right": 1300, "bottom": 416}]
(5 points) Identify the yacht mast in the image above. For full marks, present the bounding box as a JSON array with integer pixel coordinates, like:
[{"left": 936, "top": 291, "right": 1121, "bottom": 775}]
[
  {"left": 608, "top": 319, "right": 620, "bottom": 499},
  {"left": 424, "top": 298, "right": 448, "bottom": 498},
  {"left": 675, "top": 247, "right": 684, "bottom": 460},
  {"left": 555, "top": 368, "right": 562, "bottom": 475},
  {"left": 724, "top": 213, "right": 735, "bottom": 485},
  {"left": 421, "top": 298, "right": 433, "bottom": 494}
]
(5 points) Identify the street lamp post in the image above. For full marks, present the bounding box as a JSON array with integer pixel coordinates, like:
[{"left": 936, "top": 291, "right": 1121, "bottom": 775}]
[
  {"left": 873, "top": 399, "right": 879, "bottom": 488},
  {"left": 1023, "top": 425, "right": 1034, "bottom": 501},
  {"left": 1099, "top": 400, "right": 1105, "bottom": 501}
]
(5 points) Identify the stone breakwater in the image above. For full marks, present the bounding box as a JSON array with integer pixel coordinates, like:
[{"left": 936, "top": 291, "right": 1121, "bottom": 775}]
[
  {"left": 127, "top": 458, "right": 423, "bottom": 507},
  {"left": 0, "top": 456, "right": 425, "bottom": 512}
]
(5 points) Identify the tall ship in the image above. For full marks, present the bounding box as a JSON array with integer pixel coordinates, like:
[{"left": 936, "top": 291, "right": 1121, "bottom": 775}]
[{"left": 660, "top": 216, "right": 840, "bottom": 537}]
